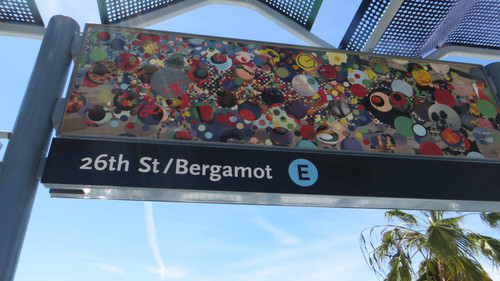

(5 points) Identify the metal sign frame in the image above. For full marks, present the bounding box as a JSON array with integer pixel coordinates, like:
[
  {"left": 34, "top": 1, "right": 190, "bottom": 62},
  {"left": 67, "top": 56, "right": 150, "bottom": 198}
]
[{"left": 42, "top": 24, "right": 500, "bottom": 211}]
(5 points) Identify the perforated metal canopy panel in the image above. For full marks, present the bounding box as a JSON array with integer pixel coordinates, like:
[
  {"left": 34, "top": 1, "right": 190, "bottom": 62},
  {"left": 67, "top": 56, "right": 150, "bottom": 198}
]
[
  {"left": 445, "top": 1, "right": 500, "bottom": 49},
  {"left": 339, "top": 0, "right": 500, "bottom": 58},
  {"left": 255, "top": 0, "right": 322, "bottom": 30},
  {"left": 97, "top": 0, "right": 322, "bottom": 30},
  {"left": 0, "top": 0, "right": 44, "bottom": 26},
  {"left": 372, "top": 0, "right": 455, "bottom": 57},
  {"left": 339, "top": 0, "right": 392, "bottom": 52}
]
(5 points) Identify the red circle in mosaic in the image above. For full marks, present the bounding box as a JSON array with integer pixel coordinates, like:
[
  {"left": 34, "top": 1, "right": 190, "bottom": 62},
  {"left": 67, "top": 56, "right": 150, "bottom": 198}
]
[
  {"left": 97, "top": 32, "right": 110, "bottom": 41},
  {"left": 351, "top": 84, "right": 367, "bottom": 98},
  {"left": 115, "top": 53, "right": 140, "bottom": 71},
  {"left": 419, "top": 141, "right": 442, "bottom": 156},
  {"left": 434, "top": 89, "right": 455, "bottom": 108},
  {"left": 300, "top": 125, "right": 316, "bottom": 140},
  {"left": 238, "top": 109, "right": 255, "bottom": 121}
]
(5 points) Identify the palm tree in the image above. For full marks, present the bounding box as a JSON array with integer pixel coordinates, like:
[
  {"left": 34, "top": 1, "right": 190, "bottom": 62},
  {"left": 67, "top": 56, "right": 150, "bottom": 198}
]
[{"left": 360, "top": 210, "right": 500, "bottom": 281}]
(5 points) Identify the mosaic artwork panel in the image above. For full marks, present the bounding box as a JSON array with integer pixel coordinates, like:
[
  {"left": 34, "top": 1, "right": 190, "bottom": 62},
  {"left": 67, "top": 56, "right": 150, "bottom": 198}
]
[{"left": 60, "top": 24, "right": 500, "bottom": 160}]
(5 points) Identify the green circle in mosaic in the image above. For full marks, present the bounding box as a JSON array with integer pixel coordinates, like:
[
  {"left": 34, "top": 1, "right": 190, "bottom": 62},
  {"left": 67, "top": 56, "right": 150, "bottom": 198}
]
[
  {"left": 493, "top": 133, "right": 500, "bottom": 142},
  {"left": 287, "top": 123, "right": 294, "bottom": 130},
  {"left": 362, "top": 79, "right": 371, "bottom": 87},
  {"left": 394, "top": 116, "right": 414, "bottom": 137},
  {"left": 353, "top": 64, "right": 359, "bottom": 69},
  {"left": 89, "top": 49, "right": 107, "bottom": 61},
  {"left": 374, "top": 65, "right": 384, "bottom": 73},
  {"left": 477, "top": 99, "right": 497, "bottom": 118},
  {"left": 234, "top": 78, "right": 243, "bottom": 85},
  {"left": 361, "top": 127, "right": 369, "bottom": 133}
]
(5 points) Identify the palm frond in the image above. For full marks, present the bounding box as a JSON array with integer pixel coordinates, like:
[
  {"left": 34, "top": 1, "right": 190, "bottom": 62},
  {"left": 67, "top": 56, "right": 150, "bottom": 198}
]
[
  {"left": 427, "top": 211, "right": 446, "bottom": 224},
  {"left": 385, "top": 210, "right": 419, "bottom": 226},
  {"left": 441, "top": 215, "right": 466, "bottom": 228},
  {"left": 472, "top": 233, "right": 500, "bottom": 267},
  {"left": 362, "top": 211, "right": 500, "bottom": 281},
  {"left": 385, "top": 251, "right": 413, "bottom": 281},
  {"left": 454, "top": 256, "right": 492, "bottom": 281},
  {"left": 426, "top": 224, "right": 462, "bottom": 259},
  {"left": 481, "top": 212, "right": 500, "bottom": 229}
]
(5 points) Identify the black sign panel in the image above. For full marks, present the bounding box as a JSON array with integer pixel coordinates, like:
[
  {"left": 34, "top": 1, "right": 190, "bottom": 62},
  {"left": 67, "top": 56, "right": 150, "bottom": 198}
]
[{"left": 42, "top": 138, "right": 500, "bottom": 210}]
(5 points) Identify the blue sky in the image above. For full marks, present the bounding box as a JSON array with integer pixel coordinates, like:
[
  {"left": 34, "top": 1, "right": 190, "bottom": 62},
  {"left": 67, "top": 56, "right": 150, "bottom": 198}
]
[{"left": 1, "top": 1, "right": 500, "bottom": 280}]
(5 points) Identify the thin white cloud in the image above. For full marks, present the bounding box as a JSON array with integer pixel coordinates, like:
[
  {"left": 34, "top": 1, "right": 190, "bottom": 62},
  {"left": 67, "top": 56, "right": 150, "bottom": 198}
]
[
  {"left": 146, "top": 266, "right": 189, "bottom": 279},
  {"left": 91, "top": 262, "right": 127, "bottom": 276},
  {"left": 229, "top": 238, "right": 337, "bottom": 269},
  {"left": 255, "top": 217, "right": 299, "bottom": 245},
  {"left": 226, "top": 233, "right": 375, "bottom": 281},
  {"left": 145, "top": 201, "right": 168, "bottom": 279},
  {"left": 78, "top": 254, "right": 127, "bottom": 277}
]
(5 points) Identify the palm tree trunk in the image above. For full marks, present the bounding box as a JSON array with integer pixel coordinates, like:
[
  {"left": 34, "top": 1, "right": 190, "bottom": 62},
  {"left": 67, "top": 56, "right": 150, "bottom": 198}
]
[{"left": 437, "top": 260, "right": 447, "bottom": 281}]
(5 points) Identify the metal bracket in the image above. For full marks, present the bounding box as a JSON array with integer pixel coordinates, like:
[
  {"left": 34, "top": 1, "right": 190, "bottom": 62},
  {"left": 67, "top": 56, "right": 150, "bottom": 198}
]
[
  {"left": 70, "top": 33, "right": 83, "bottom": 63},
  {"left": 52, "top": 98, "right": 67, "bottom": 131},
  {"left": 0, "top": 131, "right": 12, "bottom": 140}
]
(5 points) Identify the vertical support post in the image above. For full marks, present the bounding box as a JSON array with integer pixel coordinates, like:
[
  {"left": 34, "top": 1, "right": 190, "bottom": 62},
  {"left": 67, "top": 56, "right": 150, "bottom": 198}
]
[
  {"left": 0, "top": 15, "right": 79, "bottom": 281},
  {"left": 485, "top": 62, "right": 500, "bottom": 102}
]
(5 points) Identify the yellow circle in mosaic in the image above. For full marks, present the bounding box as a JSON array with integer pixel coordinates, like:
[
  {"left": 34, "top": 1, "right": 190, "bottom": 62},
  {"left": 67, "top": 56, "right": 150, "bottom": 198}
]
[
  {"left": 98, "top": 88, "right": 114, "bottom": 103},
  {"left": 296, "top": 53, "right": 316, "bottom": 71},
  {"left": 356, "top": 132, "right": 363, "bottom": 138}
]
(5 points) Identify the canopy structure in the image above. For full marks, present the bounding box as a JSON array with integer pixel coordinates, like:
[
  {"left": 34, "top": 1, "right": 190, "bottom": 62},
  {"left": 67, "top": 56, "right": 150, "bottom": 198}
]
[
  {"left": 339, "top": 0, "right": 500, "bottom": 60},
  {"left": 0, "top": 0, "right": 45, "bottom": 38}
]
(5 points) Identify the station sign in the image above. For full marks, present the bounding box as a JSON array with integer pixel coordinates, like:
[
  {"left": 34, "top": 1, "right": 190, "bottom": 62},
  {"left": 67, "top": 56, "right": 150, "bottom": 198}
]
[{"left": 42, "top": 24, "right": 500, "bottom": 210}]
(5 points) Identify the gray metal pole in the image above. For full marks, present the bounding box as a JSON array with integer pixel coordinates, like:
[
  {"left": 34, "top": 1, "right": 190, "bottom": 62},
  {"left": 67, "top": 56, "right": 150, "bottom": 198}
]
[
  {"left": 485, "top": 62, "right": 500, "bottom": 102},
  {"left": 0, "top": 15, "right": 79, "bottom": 281}
]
